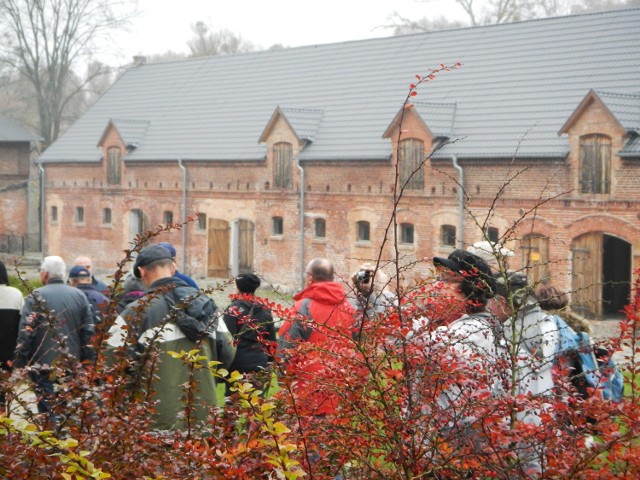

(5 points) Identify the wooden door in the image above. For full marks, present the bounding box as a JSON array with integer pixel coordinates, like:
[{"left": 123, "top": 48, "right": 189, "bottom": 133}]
[
  {"left": 237, "top": 219, "right": 254, "bottom": 274},
  {"left": 207, "top": 219, "right": 230, "bottom": 278},
  {"left": 571, "top": 232, "right": 603, "bottom": 319}
]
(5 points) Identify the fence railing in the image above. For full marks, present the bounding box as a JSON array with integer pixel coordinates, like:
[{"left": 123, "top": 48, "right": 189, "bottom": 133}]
[{"left": 0, "top": 234, "right": 40, "bottom": 255}]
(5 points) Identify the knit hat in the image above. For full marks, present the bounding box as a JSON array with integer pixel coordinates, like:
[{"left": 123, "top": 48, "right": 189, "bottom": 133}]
[
  {"left": 123, "top": 272, "right": 145, "bottom": 293},
  {"left": 133, "top": 244, "right": 174, "bottom": 278},
  {"left": 466, "top": 241, "right": 514, "bottom": 268},
  {"left": 235, "top": 273, "right": 261, "bottom": 294}
]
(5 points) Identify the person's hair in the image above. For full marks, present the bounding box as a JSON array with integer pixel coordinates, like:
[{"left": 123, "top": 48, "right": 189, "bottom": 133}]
[
  {"left": 458, "top": 277, "right": 494, "bottom": 313},
  {"left": 307, "top": 258, "right": 334, "bottom": 282},
  {"left": 41, "top": 256, "right": 66, "bottom": 278},
  {"left": 141, "top": 258, "right": 174, "bottom": 274},
  {"left": 0, "top": 260, "right": 8, "bottom": 285},
  {"left": 535, "top": 285, "right": 568, "bottom": 310}
]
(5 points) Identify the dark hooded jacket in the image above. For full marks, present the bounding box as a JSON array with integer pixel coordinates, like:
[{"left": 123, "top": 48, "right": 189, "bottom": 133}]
[
  {"left": 223, "top": 297, "right": 275, "bottom": 373},
  {"left": 108, "top": 276, "right": 218, "bottom": 430}
]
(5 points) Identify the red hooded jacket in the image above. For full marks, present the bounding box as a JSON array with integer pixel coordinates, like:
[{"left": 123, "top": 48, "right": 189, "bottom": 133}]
[{"left": 278, "top": 281, "right": 355, "bottom": 415}]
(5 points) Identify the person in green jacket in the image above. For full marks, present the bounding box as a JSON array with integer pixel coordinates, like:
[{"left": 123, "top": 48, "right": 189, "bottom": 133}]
[{"left": 107, "top": 244, "right": 218, "bottom": 430}]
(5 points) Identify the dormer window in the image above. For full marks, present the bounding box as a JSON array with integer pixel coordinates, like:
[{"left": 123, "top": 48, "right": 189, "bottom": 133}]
[
  {"left": 273, "top": 142, "right": 293, "bottom": 189},
  {"left": 399, "top": 139, "right": 424, "bottom": 190},
  {"left": 579, "top": 134, "right": 611, "bottom": 194},
  {"left": 107, "top": 147, "right": 122, "bottom": 185}
]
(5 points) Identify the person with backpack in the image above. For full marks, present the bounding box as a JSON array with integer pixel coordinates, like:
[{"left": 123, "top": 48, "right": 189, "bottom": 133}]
[
  {"left": 278, "top": 258, "right": 356, "bottom": 415},
  {"left": 106, "top": 244, "right": 218, "bottom": 430},
  {"left": 535, "top": 285, "right": 623, "bottom": 403},
  {"left": 223, "top": 273, "right": 276, "bottom": 396}
]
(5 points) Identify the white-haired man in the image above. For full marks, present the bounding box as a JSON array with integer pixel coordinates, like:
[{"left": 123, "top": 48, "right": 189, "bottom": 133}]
[{"left": 14, "top": 256, "right": 95, "bottom": 416}]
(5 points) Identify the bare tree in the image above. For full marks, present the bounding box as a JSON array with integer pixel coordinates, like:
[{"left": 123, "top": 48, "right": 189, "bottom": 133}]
[
  {"left": 393, "top": 0, "right": 632, "bottom": 32},
  {"left": 187, "top": 21, "right": 255, "bottom": 57},
  {"left": 387, "top": 12, "right": 465, "bottom": 34},
  {"left": 0, "top": 0, "right": 134, "bottom": 147}
]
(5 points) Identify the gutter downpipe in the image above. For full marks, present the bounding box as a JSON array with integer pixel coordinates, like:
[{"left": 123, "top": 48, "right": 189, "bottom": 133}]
[
  {"left": 178, "top": 159, "right": 187, "bottom": 273},
  {"left": 37, "top": 161, "right": 45, "bottom": 256},
  {"left": 451, "top": 155, "right": 464, "bottom": 249},
  {"left": 297, "top": 157, "right": 305, "bottom": 289}
]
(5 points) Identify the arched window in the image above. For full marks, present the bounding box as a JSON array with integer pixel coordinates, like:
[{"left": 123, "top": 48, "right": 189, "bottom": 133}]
[
  {"left": 580, "top": 134, "right": 611, "bottom": 194},
  {"left": 441, "top": 225, "right": 456, "bottom": 247},
  {"left": 314, "top": 218, "right": 326, "bottom": 238},
  {"left": 400, "top": 223, "right": 415, "bottom": 244},
  {"left": 399, "top": 138, "right": 424, "bottom": 190},
  {"left": 273, "top": 142, "right": 293, "bottom": 189},
  {"left": 272, "top": 216, "right": 284, "bottom": 236},
  {"left": 356, "top": 221, "right": 370, "bottom": 242}
]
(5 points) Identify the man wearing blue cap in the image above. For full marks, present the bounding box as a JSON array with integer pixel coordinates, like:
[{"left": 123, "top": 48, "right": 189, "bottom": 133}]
[
  {"left": 157, "top": 242, "right": 199, "bottom": 289},
  {"left": 69, "top": 265, "right": 109, "bottom": 325}
]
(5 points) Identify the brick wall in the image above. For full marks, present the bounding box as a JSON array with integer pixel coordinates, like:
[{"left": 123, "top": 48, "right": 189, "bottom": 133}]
[{"left": 38, "top": 103, "right": 640, "bottom": 308}]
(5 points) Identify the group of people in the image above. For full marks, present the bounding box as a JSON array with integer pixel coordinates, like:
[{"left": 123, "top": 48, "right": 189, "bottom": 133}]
[{"left": 0, "top": 239, "right": 618, "bottom": 445}]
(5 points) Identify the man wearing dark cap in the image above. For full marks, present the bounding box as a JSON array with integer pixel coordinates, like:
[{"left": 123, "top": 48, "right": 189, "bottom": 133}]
[
  {"left": 222, "top": 273, "right": 276, "bottom": 396},
  {"left": 69, "top": 265, "right": 109, "bottom": 325},
  {"left": 157, "top": 242, "right": 199, "bottom": 289},
  {"left": 107, "top": 244, "right": 218, "bottom": 430}
]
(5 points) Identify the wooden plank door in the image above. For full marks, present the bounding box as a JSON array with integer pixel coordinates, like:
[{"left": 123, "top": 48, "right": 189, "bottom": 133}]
[
  {"left": 237, "top": 219, "right": 254, "bottom": 274},
  {"left": 207, "top": 219, "right": 230, "bottom": 278},
  {"left": 571, "top": 232, "right": 603, "bottom": 319}
]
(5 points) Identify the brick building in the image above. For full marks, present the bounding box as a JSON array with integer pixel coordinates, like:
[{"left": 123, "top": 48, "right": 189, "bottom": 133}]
[
  {"left": 0, "top": 115, "right": 40, "bottom": 254},
  {"left": 36, "top": 9, "right": 640, "bottom": 318}
]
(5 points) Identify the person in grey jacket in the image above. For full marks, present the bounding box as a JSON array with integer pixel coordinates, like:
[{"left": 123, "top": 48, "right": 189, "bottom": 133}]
[{"left": 14, "top": 256, "right": 95, "bottom": 414}]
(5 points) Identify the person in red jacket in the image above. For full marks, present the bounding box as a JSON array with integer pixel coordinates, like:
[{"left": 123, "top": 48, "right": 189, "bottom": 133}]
[{"left": 278, "top": 258, "right": 355, "bottom": 415}]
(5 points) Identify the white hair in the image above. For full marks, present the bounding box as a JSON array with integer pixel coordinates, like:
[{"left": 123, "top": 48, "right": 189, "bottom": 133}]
[{"left": 40, "top": 256, "right": 66, "bottom": 278}]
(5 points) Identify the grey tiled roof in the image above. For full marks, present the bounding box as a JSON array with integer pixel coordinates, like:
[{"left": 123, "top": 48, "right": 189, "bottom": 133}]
[
  {"left": 280, "top": 108, "right": 324, "bottom": 143},
  {"left": 597, "top": 91, "right": 640, "bottom": 132},
  {"left": 0, "top": 115, "right": 39, "bottom": 142},
  {"left": 39, "top": 8, "right": 640, "bottom": 164},
  {"left": 111, "top": 119, "right": 151, "bottom": 148}
]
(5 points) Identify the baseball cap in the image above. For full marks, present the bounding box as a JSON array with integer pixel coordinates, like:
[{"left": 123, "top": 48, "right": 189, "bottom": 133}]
[
  {"left": 69, "top": 265, "right": 92, "bottom": 279},
  {"left": 133, "top": 244, "right": 174, "bottom": 278}
]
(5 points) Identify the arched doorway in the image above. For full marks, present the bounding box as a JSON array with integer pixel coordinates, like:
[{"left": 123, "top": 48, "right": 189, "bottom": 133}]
[{"left": 571, "top": 232, "right": 631, "bottom": 319}]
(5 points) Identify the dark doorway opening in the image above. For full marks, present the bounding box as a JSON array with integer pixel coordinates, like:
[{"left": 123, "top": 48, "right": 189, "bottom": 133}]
[{"left": 602, "top": 234, "right": 631, "bottom": 317}]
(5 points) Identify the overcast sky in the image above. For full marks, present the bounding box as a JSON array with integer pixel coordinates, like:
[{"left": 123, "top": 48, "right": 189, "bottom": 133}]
[{"left": 109, "top": 0, "right": 473, "bottom": 63}]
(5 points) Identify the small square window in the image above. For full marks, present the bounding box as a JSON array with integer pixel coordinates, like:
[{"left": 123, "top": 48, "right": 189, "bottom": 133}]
[
  {"left": 103, "top": 208, "right": 112, "bottom": 224},
  {"left": 272, "top": 216, "right": 284, "bottom": 236},
  {"left": 357, "top": 221, "right": 370, "bottom": 242},
  {"left": 76, "top": 207, "right": 85, "bottom": 224},
  {"left": 164, "top": 210, "right": 174, "bottom": 225},
  {"left": 51, "top": 206, "right": 58, "bottom": 223},
  {"left": 314, "top": 218, "right": 326, "bottom": 238},
  {"left": 400, "top": 223, "right": 414, "bottom": 244},
  {"left": 441, "top": 225, "right": 456, "bottom": 247},
  {"left": 197, "top": 213, "right": 206, "bottom": 230}
]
